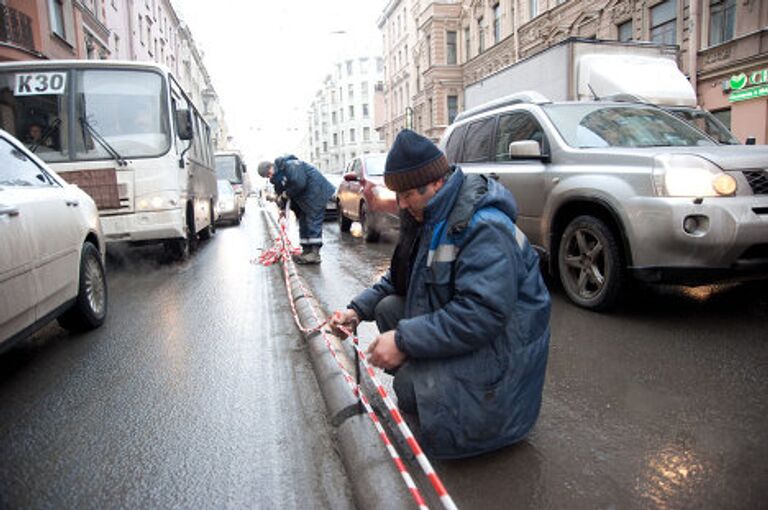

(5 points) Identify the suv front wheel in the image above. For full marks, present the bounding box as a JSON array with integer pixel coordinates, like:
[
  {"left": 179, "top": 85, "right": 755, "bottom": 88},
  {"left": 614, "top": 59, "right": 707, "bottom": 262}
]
[{"left": 557, "top": 215, "right": 624, "bottom": 311}]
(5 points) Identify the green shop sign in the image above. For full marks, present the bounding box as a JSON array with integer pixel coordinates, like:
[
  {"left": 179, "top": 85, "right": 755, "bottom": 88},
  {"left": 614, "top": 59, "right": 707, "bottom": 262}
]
[{"left": 728, "top": 68, "right": 768, "bottom": 102}]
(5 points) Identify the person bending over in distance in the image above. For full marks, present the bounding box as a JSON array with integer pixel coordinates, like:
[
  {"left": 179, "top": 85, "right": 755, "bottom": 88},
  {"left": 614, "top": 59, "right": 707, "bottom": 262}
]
[
  {"left": 329, "top": 129, "right": 551, "bottom": 459},
  {"left": 257, "top": 155, "right": 335, "bottom": 264}
]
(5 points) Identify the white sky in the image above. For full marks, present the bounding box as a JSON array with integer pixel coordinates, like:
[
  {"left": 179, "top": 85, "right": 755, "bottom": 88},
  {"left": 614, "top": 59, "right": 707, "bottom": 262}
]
[{"left": 172, "top": 0, "right": 384, "bottom": 164}]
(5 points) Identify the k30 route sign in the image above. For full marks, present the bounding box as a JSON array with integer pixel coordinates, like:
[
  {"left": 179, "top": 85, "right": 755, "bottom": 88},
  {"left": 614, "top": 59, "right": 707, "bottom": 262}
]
[{"left": 14, "top": 72, "right": 67, "bottom": 96}]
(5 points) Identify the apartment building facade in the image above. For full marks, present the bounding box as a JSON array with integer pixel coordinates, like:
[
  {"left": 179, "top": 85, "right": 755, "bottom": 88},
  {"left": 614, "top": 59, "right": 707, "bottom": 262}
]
[
  {"left": 308, "top": 55, "right": 387, "bottom": 173},
  {"left": 0, "top": 0, "right": 230, "bottom": 149},
  {"left": 377, "top": 0, "right": 768, "bottom": 144}
]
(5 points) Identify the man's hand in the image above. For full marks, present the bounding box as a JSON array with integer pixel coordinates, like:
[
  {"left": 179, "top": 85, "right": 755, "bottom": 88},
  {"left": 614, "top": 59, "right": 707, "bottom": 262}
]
[
  {"left": 367, "top": 330, "right": 406, "bottom": 371},
  {"left": 328, "top": 309, "right": 360, "bottom": 337}
]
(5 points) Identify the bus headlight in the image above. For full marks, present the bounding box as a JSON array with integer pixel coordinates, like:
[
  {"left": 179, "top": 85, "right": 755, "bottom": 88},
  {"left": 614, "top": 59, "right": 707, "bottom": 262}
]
[
  {"left": 652, "top": 154, "right": 737, "bottom": 197},
  {"left": 136, "top": 192, "right": 180, "bottom": 211}
]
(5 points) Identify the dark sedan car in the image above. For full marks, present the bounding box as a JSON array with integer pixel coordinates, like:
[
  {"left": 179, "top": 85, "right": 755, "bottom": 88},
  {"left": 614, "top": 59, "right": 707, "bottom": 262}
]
[
  {"left": 322, "top": 171, "right": 344, "bottom": 220},
  {"left": 337, "top": 153, "right": 399, "bottom": 241}
]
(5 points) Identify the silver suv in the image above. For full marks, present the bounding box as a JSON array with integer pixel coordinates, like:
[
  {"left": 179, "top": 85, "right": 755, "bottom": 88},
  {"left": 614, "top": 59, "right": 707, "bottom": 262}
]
[{"left": 439, "top": 93, "right": 768, "bottom": 310}]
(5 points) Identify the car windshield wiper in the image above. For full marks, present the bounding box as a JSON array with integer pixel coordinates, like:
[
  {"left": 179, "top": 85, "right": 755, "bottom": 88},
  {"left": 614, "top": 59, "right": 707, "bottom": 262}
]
[
  {"left": 79, "top": 116, "right": 127, "bottom": 166},
  {"left": 29, "top": 118, "right": 61, "bottom": 153}
]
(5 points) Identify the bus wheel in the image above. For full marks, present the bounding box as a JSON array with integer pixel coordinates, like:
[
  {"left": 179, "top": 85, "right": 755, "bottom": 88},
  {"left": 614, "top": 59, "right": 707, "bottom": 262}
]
[
  {"left": 200, "top": 201, "right": 215, "bottom": 240},
  {"left": 165, "top": 237, "right": 190, "bottom": 261}
]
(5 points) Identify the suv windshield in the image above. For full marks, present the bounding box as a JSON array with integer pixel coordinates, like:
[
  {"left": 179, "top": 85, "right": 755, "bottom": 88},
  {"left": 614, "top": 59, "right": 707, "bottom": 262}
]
[
  {"left": 542, "top": 104, "right": 715, "bottom": 149},
  {"left": 666, "top": 107, "right": 739, "bottom": 145}
]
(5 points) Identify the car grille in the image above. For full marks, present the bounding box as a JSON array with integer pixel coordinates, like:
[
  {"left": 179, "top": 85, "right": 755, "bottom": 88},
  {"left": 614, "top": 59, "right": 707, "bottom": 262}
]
[{"left": 743, "top": 170, "right": 768, "bottom": 195}]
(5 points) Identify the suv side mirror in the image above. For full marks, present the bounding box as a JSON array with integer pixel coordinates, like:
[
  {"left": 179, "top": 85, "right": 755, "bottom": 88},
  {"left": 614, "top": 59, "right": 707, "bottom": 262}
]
[
  {"left": 343, "top": 172, "right": 358, "bottom": 182},
  {"left": 175, "top": 109, "right": 194, "bottom": 140},
  {"left": 241, "top": 163, "right": 247, "bottom": 173},
  {"left": 745, "top": 136, "right": 756, "bottom": 145},
  {"left": 509, "top": 140, "right": 542, "bottom": 159}
]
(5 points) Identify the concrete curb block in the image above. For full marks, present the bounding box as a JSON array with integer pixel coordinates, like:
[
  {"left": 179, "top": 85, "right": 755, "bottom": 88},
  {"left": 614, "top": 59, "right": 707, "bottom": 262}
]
[{"left": 260, "top": 208, "right": 413, "bottom": 510}]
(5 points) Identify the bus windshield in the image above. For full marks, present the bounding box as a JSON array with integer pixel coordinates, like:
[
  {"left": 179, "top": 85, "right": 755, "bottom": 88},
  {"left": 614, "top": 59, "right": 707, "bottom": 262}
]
[
  {"left": 215, "top": 154, "right": 242, "bottom": 184},
  {"left": 0, "top": 67, "right": 170, "bottom": 163}
]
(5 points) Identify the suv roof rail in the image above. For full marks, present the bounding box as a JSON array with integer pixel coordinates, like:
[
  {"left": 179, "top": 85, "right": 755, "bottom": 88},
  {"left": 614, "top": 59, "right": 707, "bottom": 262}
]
[{"left": 454, "top": 90, "right": 550, "bottom": 123}]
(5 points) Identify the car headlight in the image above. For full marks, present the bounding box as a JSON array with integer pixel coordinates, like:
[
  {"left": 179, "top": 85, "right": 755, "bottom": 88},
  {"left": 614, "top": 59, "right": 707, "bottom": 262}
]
[
  {"left": 136, "top": 192, "right": 180, "bottom": 211},
  {"left": 652, "top": 154, "right": 737, "bottom": 197},
  {"left": 373, "top": 186, "right": 397, "bottom": 201}
]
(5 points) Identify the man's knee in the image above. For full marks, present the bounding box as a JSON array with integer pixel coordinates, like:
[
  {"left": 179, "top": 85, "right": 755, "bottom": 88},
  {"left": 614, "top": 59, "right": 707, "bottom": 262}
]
[
  {"left": 393, "top": 362, "right": 417, "bottom": 415},
  {"left": 374, "top": 295, "right": 405, "bottom": 332}
]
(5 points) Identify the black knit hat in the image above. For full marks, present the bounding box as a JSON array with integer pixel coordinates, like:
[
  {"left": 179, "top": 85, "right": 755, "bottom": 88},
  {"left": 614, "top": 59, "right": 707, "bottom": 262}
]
[{"left": 384, "top": 129, "right": 450, "bottom": 192}]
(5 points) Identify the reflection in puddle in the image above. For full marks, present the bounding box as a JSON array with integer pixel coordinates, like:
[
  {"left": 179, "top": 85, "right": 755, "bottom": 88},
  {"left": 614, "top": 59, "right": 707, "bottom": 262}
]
[
  {"left": 677, "top": 283, "right": 741, "bottom": 303},
  {"left": 681, "top": 286, "right": 715, "bottom": 302},
  {"left": 350, "top": 221, "right": 363, "bottom": 238},
  {"left": 637, "top": 444, "right": 711, "bottom": 509}
]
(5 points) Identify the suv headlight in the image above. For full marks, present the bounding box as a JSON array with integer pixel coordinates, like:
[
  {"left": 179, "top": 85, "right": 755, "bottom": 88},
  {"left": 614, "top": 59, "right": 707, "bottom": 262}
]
[
  {"left": 136, "top": 191, "right": 180, "bottom": 211},
  {"left": 652, "top": 154, "right": 737, "bottom": 197}
]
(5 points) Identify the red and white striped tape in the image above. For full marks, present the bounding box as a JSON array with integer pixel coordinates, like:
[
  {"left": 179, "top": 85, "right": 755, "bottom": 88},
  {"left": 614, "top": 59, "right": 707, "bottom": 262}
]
[
  {"left": 257, "top": 206, "right": 432, "bottom": 509},
  {"left": 280, "top": 234, "right": 459, "bottom": 510},
  {"left": 337, "top": 325, "right": 458, "bottom": 510}
]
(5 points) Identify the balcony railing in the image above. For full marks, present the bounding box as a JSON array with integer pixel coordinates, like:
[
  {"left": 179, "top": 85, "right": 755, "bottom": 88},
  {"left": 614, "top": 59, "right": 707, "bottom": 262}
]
[{"left": 0, "top": 5, "right": 34, "bottom": 52}]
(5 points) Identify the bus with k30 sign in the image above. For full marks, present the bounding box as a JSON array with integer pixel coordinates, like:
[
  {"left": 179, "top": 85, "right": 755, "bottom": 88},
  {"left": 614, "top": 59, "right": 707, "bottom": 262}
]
[{"left": 0, "top": 60, "right": 217, "bottom": 260}]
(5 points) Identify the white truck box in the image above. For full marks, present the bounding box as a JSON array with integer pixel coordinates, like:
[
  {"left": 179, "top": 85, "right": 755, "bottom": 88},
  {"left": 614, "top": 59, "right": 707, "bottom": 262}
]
[{"left": 465, "top": 38, "right": 694, "bottom": 109}]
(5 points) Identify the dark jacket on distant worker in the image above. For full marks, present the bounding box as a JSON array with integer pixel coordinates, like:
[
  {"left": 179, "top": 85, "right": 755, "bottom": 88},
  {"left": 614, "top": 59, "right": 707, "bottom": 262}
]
[{"left": 270, "top": 155, "right": 335, "bottom": 214}]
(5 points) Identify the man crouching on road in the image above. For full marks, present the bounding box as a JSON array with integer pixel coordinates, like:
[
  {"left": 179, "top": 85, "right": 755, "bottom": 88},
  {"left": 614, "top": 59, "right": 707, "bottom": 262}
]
[
  {"left": 258, "top": 155, "right": 335, "bottom": 264},
  {"left": 329, "top": 129, "right": 551, "bottom": 459}
]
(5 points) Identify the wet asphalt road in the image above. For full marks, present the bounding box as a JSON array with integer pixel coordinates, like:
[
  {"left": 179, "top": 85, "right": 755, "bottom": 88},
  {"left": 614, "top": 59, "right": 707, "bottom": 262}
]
[
  {"left": 305, "top": 212, "right": 768, "bottom": 510},
  {"left": 0, "top": 201, "right": 354, "bottom": 509},
  {"left": 1, "top": 199, "right": 767, "bottom": 509}
]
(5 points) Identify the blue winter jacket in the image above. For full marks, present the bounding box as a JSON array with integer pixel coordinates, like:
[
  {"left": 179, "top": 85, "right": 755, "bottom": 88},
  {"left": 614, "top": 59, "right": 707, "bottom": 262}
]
[
  {"left": 350, "top": 168, "right": 551, "bottom": 459},
  {"left": 270, "top": 155, "right": 335, "bottom": 213}
]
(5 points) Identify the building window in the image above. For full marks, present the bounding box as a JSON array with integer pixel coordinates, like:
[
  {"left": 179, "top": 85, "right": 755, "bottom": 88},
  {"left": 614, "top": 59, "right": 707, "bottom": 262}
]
[
  {"left": 426, "top": 35, "right": 431, "bottom": 66},
  {"left": 332, "top": 111, "right": 337, "bottom": 124},
  {"left": 478, "top": 18, "right": 485, "bottom": 53},
  {"left": 650, "top": 0, "right": 677, "bottom": 45},
  {"left": 363, "top": 104, "right": 369, "bottom": 118},
  {"left": 416, "top": 65, "right": 421, "bottom": 91},
  {"left": 618, "top": 20, "right": 633, "bottom": 42},
  {"left": 363, "top": 127, "right": 370, "bottom": 141},
  {"left": 333, "top": 133, "right": 338, "bottom": 146},
  {"left": 447, "top": 95, "right": 458, "bottom": 124},
  {"left": 446, "top": 31, "right": 457, "bottom": 65},
  {"left": 493, "top": 4, "right": 501, "bottom": 43},
  {"left": 360, "top": 58, "right": 369, "bottom": 74},
  {"left": 361, "top": 81, "right": 369, "bottom": 98},
  {"left": 350, "top": 128, "right": 356, "bottom": 142},
  {"left": 464, "top": 27, "right": 470, "bottom": 62},
  {"left": 138, "top": 15, "right": 144, "bottom": 45},
  {"left": 349, "top": 105, "right": 355, "bottom": 119},
  {"left": 347, "top": 60, "right": 353, "bottom": 76},
  {"left": 530, "top": 0, "right": 538, "bottom": 19},
  {"left": 49, "top": 0, "right": 66, "bottom": 38},
  {"left": 348, "top": 84, "right": 354, "bottom": 100},
  {"left": 709, "top": 0, "right": 735, "bottom": 46}
]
